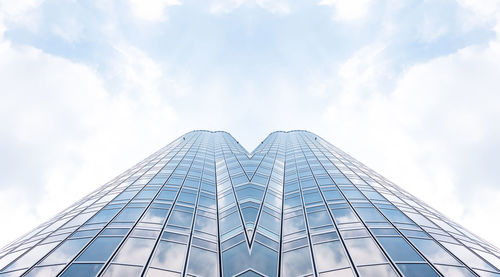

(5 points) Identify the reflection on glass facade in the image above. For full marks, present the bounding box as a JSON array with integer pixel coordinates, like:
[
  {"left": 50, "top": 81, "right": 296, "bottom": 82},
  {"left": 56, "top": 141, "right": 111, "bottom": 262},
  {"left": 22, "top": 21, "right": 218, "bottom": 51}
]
[{"left": 1, "top": 130, "right": 499, "bottom": 277}]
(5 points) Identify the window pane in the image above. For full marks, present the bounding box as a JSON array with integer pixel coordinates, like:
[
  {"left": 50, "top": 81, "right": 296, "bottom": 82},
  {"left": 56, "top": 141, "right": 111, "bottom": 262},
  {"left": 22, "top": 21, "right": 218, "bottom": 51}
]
[
  {"left": 60, "top": 263, "right": 103, "bottom": 277},
  {"left": 186, "top": 247, "right": 218, "bottom": 276},
  {"left": 40, "top": 238, "right": 91, "bottom": 265},
  {"left": 331, "top": 208, "right": 358, "bottom": 224},
  {"left": 357, "top": 264, "right": 398, "bottom": 277},
  {"left": 378, "top": 237, "right": 423, "bottom": 262},
  {"left": 77, "top": 237, "right": 122, "bottom": 262},
  {"left": 396, "top": 263, "right": 440, "bottom": 277},
  {"left": 307, "top": 210, "right": 332, "bottom": 228},
  {"left": 113, "top": 238, "right": 155, "bottom": 265},
  {"left": 282, "top": 246, "right": 313, "bottom": 277},
  {"left": 142, "top": 208, "right": 169, "bottom": 224},
  {"left": 101, "top": 264, "right": 142, "bottom": 277},
  {"left": 25, "top": 265, "right": 65, "bottom": 277},
  {"left": 4, "top": 242, "right": 58, "bottom": 271},
  {"left": 150, "top": 240, "right": 186, "bottom": 271},
  {"left": 435, "top": 265, "right": 475, "bottom": 277},
  {"left": 114, "top": 208, "right": 143, "bottom": 222},
  {"left": 356, "top": 207, "right": 386, "bottom": 222},
  {"left": 313, "top": 240, "right": 350, "bottom": 272},
  {"left": 410, "top": 238, "right": 460, "bottom": 265},
  {"left": 344, "top": 238, "right": 388, "bottom": 265}
]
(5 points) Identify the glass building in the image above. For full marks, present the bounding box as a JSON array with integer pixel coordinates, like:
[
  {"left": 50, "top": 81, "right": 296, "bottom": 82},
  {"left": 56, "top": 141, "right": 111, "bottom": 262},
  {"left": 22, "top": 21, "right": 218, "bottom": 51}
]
[{"left": 0, "top": 130, "right": 499, "bottom": 277}]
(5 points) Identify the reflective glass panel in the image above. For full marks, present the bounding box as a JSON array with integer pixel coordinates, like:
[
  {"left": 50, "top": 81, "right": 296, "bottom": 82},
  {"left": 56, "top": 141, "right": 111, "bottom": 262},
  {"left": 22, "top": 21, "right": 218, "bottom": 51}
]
[
  {"left": 77, "top": 237, "right": 122, "bottom": 262},
  {"left": 378, "top": 237, "right": 423, "bottom": 262}
]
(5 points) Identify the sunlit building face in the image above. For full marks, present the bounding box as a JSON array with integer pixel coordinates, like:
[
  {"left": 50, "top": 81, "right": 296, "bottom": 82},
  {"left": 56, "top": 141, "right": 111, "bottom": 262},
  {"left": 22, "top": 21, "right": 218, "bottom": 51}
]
[{"left": 0, "top": 130, "right": 499, "bottom": 277}]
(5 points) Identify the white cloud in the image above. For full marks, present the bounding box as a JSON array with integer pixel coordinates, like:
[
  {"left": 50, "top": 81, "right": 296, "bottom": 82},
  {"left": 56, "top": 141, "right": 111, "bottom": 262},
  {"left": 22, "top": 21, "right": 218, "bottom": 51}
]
[
  {"left": 128, "top": 0, "right": 181, "bottom": 21},
  {"left": 318, "top": 0, "right": 372, "bottom": 21},
  {"left": 0, "top": 36, "right": 184, "bottom": 247},
  {"left": 209, "top": 0, "right": 291, "bottom": 14},
  {"left": 321, "top": 33, "right": 500, "bottom": 246}
]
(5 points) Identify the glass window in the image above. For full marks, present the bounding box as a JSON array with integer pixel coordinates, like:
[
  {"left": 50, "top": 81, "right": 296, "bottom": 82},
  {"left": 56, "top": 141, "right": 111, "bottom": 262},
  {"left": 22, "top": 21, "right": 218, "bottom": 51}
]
[
  {"left": 236, "top": 186, "right": 264, "bottom": 201},
  {"left": 284, "top": 195, "right": 301, "bottom": 209},
  {"left": 356, "top": 207, "right": 386, "bottom": 222},
  {"left": 250, "top": 242, "right": 278, "bottom": 276},
  {"left": 396, "top": 263, "right": 440, "bottom": 277},
  {"left": 378, "top": 237, "right": 423, "bottom": 262},
  {"left": 410, "top": 238, "right": 460, "bottom": 265},
  {"left": 186, "top": 247, "right": 218, "bottom": 276},
  {"left": 4, "top": 242, "right": 58, "bottom": 271},
  {"left": 40, "top": 238, "right": 91, "bottom": 265},
  {"left": 259, "top": 212, "right": 280, "bottom": 233},
  {"left": 25, "top": 265, "right": 65, "bottom": 277},
  {"left": 222, "top": 242, "right": 249, "bottom": 277},
  {"left": 435, "top": 265, "right": 475, "bottom": 277},
  {"left": 150, "top": 240, "right": 186, "bottom": 271},
  {"left": 194, "top": 215, "right": 217, "bottom": 234},
  {"left": 142, "top": 208, "right": 169, "bottom": 224},
  {"left": 283, "top": 215, "right": 306, "bottom": 235},
  {"left": 157, "top": 189, "right": 176, "bottom": 201},
  {"left": 113, "top": 238, "right": 155, "bottom": 265},
  {"left": 379, "top": 209, "right": 413, "bottom": 224},
  {"left": 60, "top": 263, "right": 103, "bottom": 277},
  {"left": 168, "top": 210, "right": 193, "bottom": 228},
  {"left": 344, "top": 237, "right": 388, "bottom": 265},
  {"left": 114, "top": 207, "right": 143, "bottom": 222},
  {"left": 322, "top": 189, "right": 343, "bottom": 201},
  {"left": 441, "top": 242, "right": 497, "bottom": 272},
  {"left": 135, "top": 190, "right": 157, "bottom": 200},
  {"left": 343, "top": 190, "right": 364, "bottom": 200},
  {"left": 307, "top": 210, "right": 332, "bottom": 228},
  {"left": 313, "top": 240, "right": 350, "bottom": 272},
  {"left": 282, "top": 246, "right": 314, "bottom": 277},
  {"left": 331, "top": 208, "right": 358, "bottom": 224},
  {"left": 101, "top": 264, "right": 142, "bottom": 277},
  {"left": 357, "top": 264, "right": 398, "bottom": 277},
  {"left": 220, "top": 212, "right": 241, "bottom": 235},
  {"left": 77, "top": 237, "right": 122, "bottom": 262},
  {"left": 87, "top": 209, "right": 120, "bottom": 224}
]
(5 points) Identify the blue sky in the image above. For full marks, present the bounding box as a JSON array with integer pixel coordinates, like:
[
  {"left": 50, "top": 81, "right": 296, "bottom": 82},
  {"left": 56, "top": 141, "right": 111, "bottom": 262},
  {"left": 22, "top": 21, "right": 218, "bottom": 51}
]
[{"left": 0, "top": 0, "right": 500, "bottom": 248}]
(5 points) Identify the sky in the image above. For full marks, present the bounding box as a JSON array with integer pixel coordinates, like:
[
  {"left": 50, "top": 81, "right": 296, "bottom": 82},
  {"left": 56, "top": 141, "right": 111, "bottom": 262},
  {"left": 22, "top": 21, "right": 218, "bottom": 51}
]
[{"left": 0, "top": 0, "right": 499, "bottom": 249}]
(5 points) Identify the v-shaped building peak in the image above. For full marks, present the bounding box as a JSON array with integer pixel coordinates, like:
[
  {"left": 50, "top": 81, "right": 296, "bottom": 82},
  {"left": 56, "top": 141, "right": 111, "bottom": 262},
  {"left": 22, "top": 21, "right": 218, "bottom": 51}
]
[{"left": 213, "top": 131, "right": 289, "bottom": 248}]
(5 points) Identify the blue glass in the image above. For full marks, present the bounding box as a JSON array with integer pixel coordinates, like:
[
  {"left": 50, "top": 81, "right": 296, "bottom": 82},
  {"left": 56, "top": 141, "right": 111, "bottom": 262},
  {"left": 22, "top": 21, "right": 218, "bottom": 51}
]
[
  {"left": 60, "top": 263, "right": 103, "bottom": 277},
  {"left": 307, "top": 210, "right": 332, "bottom": 228},
  {"left": 313, "top": 240, "right": 350, "bottom": 271},
  {"left": 186, "top": 247, "right": 218, "bottom": 276},
  {"left": 101, "top": 264, "right": 142, "bottom": 277},
  {"left": 113, "top": 238, "right": 155, "bottom": 265},
  {"left": 331, "top": 208, "right": 358, "bottom": 224},
  {"left": 194, "top": 215, "right": 217, "bottom": 234},
  {"left": 87, "top": 209, "right": 120, "bottom": 224},
  {"left": 113, "top": 207, "right": 143, "bottom": 222},
  {"left": 357, "top": 265, "right": 398, "bottom": 277},
  {"left": 142, "top": 208, "right": 169, "bottom": 224},
  {"left": 77, "top": 237, "right": 122, "bottom": 262},
  {"left": 356, "top": 207, "right": 386, "bottom": 222},
  {"left": 150, "top": 240, "right": 186, "bottom": 271},
  {"left": 282, "top": 246, "right": 313, "bottom": 277},
  {"left": 344, "top": 237, "right": 388, "bottom": 264},
  {"left": 379, "top": 208, "right": 413, "bottom": 224},
  {"left": 377, "top": 237, "right": 423, "bottom": 262},
  {"left": 168, "top": 210, "right": 193, "bottom": 228},
  {"left": 410, "top": 238, "right": 460, "bottom": 265},
  {"left": 40, "top": 238, "right": 91, "bottom": 265},
  {"left": 397, "top": 263, "right": 440, "bottom": 277}
]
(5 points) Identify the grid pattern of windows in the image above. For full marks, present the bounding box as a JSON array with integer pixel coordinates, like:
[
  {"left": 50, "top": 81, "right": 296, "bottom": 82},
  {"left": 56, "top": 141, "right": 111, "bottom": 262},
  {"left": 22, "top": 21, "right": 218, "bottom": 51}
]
[{"left": 0, "top": 130, "right": 499, "bottom": 277}]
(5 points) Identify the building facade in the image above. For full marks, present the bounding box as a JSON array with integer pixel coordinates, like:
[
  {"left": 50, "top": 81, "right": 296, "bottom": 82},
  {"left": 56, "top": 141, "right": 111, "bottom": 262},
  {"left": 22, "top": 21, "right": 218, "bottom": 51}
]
[{"left": 0, "top": 130, "right": 499, "bottom": 277}]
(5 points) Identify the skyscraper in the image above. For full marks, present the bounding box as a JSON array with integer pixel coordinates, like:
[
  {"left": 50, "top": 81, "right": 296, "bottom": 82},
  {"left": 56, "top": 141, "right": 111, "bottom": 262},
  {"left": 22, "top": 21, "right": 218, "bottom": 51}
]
[{"left": 0, "top": 130, "right": 499, "bottom": 277}]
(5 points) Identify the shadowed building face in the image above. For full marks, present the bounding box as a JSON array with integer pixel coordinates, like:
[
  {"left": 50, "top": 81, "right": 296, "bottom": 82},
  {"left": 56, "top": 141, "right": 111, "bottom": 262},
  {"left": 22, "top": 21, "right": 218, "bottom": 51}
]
[{"left": 0, "top": 130, "right": 499, "bottom": 277}]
